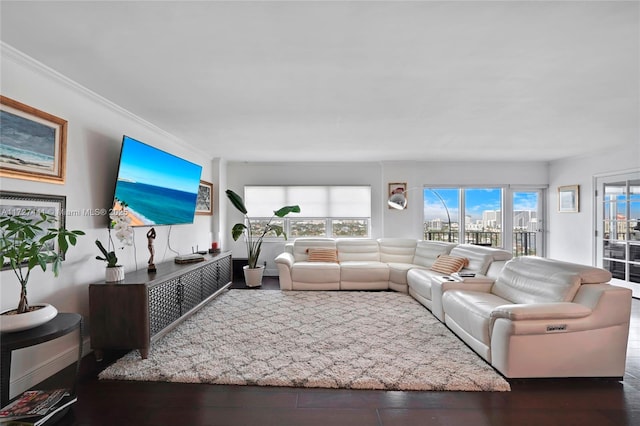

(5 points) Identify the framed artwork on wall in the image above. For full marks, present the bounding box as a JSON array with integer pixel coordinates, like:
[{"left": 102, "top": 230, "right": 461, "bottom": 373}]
[
  {"left": 0, "top": 191, "right": 67, "bottom": 270},
  {"left": 388, "top": 182, "right": 408, "bottom": 209},
  {"left": 196, "top": 180, "right": 213, "bottom": 216},
  {"left": 558, "top": 185, "right": 579, "bottom": 213},
  {"left": 0, "top": 96, "right": 67, "bottom": 184}
]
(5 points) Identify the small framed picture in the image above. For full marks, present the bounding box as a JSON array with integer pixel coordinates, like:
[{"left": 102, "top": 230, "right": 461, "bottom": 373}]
[
  {"left": 388, "top": 182, "right": 408, "bottom": 209},
  {"left": 0, "top": 96, "right": 67, "bottom": 184},
  {"left": 196, "top": 180, "right": 213, "bottom": 216},
  {"left": 0, "top": 191, "right": 67, "bottom": 270},
  {"left": 558, "top": 185, "right": 579, "bottom": 213}
]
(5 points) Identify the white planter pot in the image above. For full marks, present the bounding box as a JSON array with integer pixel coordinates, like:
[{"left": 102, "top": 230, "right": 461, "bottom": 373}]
[
  {"left": 106, "top": 266, "right": 125, "bottom": 283},
  {"left": 0, "top": 303, "right": 58, "bottom": 333},
  {"left": 243, "top": 265, "right": 264, "bottom": 287}
]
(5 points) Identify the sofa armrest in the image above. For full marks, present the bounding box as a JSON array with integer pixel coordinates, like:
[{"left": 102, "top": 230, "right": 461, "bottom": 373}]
[
  {"left": 491, "top": 303, "right": 592, "bottom": 322},
  {"left": 275, "top": 252, "right": 294, "bottom": 268},
  {"left": 450, "top": 273, "right": 495, "bottom": 285},
  {"left": 429, "top": 276, "right": 494, "bottom": 321},
  {"left": 275, "top": 252, "right": 295, "bottom": 291},
  {"left": 434, "top": 274, "right": 494, "bottom": 294},
  {"left": 489, "top": 302, "right": 595, "bottom": 337}
]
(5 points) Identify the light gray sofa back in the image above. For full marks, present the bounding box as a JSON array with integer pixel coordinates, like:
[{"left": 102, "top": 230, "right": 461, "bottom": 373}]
[
  {"left": 291, "top": 238, "right": 337, "bottom": 262},
  {"left": 491, "top": 256, "right": 612, "bottom": 304},
  {"left": 378, "top": 238, "right": 418, "bottom": 264},
  {"left": 337, "top": 239, "right": 380, "bottom": 262},
  {"left": 450, "top": 244, "right": 513, "bottom": 279},
  {"left": 412, "top": 240, "right": 457, "bottom": 268}
]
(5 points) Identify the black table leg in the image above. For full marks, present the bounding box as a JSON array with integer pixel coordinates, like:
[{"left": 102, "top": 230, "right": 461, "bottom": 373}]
[{"left": 1, "top": 348, "right": 12, "bottom": 407}]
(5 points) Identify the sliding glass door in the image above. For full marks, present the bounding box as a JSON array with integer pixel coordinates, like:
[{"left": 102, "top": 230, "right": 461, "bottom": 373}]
[
  {"left": 596, "top": 171, "right": 640, "bottom": 297},
  {"left": 512, "top": 190, "right": 543, "bottom": 256}
]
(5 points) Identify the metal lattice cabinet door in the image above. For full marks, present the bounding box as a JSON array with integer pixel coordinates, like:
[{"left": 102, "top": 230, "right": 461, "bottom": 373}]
[
  {"left": 181, "top": 268, "right": 202, "bottom": 313},
  {"left": 149, "top": 278, "right": 181, "bottom": 336}
]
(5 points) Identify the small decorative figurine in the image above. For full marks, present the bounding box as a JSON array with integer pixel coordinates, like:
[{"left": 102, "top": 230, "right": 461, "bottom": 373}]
[{"left": 147, "top": 227, "right": 156, "bottom": 273}]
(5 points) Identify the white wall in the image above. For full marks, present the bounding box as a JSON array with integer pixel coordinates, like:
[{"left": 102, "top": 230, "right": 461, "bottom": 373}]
[
  {"left": 381, "top": 161, "right": 549, "bottom": 239},
  {"left": 0, "top": 44, "right": 213, "bottom": 398},
  {"left": 226, "top": 160, "right": 549, "bottom": 274},
  {"left": 548, "top": 142, "right": 640, "bottom": 265}
]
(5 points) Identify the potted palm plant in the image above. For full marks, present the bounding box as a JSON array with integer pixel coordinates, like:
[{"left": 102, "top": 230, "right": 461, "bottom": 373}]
[
  {"left": 0, "top": 210, "right": 84, "bottom": 332},
  {"left": 226, "top": 189, "right": 300, "bottom": 287}
]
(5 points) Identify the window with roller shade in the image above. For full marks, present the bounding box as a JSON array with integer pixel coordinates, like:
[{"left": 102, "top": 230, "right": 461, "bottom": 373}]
[{"left": 244, "top": 186, "right": 371, "bottom": 238}]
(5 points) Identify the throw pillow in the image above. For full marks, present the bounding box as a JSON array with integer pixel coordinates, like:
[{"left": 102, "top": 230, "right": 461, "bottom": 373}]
[
  {"left": 306, "top": 248, "right": 339, "bottom": 263},
  {"left": 430, "top": 255, "right": 469, "bottom": 275}
]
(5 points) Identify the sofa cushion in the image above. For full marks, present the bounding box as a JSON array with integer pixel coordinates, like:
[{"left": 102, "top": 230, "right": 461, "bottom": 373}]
[
  {"left": 430, "top": 255, "right": 468, "bottom": 275},
  {"left": 307, "top": 248, "right": 339, "bottom": 263},
  {"left": 292, "top": 238, "right": 337, "bottom": 262},
  {"left": 537, "top": 257, "right": 612, "bottom": 284},
  {"left": 442, "top": 290, "right": 507, "bottom": 346},
  {"left": 413, "top": 241, "right": 457, "bottom": 268},
  {"left": 458, "top": 244, "right": 514, "bottom": 262},
  {"left": 491, "top": 256, "right": 593, "bottom": 304},
  {"left": 340, "top": 261, "right": 390, "bottom": 282},
  {"left": 449, "top": 245, "right": 493, "bottom": 276},
  {"left": 378, "top": 238, "right": 418, "bottom": 263},
  {"left": 337, "top": 239, "right": 380, "bottom": 262},
  {"left": 407, "top": 268, "right": 441, "bottom": 300},
  {"left": 291, "top": 262, "right": 341, "bottom": 283},
  {"left": 388, "top": 262, "right": 422, "bottom": 285}
]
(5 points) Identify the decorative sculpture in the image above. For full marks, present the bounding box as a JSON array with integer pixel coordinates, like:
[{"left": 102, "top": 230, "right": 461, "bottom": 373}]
[{"left": 147, "top": 227, "right": 156, "bottom": 273}]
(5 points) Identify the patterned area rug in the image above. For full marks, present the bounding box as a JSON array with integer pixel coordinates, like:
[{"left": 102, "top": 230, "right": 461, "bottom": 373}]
[{"left": 99, "top": 290, "right": 510, "bottom": 391}]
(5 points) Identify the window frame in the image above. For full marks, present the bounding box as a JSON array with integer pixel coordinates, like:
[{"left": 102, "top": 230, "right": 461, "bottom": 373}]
[
  {"left": 244, "top": 185, "right": 372, "bottom": 240},
  {"left": 422, "top": 184, "right": 546, "bottom": 256}
]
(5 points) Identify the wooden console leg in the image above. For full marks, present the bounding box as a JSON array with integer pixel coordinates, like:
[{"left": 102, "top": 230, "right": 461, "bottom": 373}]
[
  {"left": 94, "top": 349, "right": 104, "bottom": 362},
  {"left": 140, "top": 347, "right": 149, "bottom": 359}
]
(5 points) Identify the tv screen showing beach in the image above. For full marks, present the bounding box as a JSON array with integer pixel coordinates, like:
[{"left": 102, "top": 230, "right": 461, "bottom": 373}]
[{"left": 112, "top": 136, "right": 203, "bottom": 226}]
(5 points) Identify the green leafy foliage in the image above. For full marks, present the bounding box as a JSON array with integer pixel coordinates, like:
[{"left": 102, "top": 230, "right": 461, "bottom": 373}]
[
  {"left": 225, "top": 189, "right": 300, "bottom": 269},
  {"left": 0, "top": 211, "right": 85, "bottom": 313},
  {"left": 95, "top": 239, "right": 119, "bottom": 268}
]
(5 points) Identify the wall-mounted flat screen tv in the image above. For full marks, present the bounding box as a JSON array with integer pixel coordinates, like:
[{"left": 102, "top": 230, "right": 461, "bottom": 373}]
[{"left": 111, "top": 135, "right": 203, "bottom": 227}]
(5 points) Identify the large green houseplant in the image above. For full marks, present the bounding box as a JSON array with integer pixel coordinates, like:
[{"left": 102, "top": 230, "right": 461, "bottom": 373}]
[
  {"left": 226, "top": 189, "right": 300, "bottom": 286},
  {"left": 0, "top": 210, "right": 84, "bottom": 324}
]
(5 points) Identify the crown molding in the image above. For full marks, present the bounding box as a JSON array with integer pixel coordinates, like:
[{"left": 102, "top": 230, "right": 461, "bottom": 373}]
[{"left": 1, "top": 42, "right": 207, "bottom": 157}]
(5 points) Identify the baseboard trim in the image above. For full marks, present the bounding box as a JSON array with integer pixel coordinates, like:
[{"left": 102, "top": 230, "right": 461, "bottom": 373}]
[{"left": 9, "top": 338, "right": 91, "bottom": 400}]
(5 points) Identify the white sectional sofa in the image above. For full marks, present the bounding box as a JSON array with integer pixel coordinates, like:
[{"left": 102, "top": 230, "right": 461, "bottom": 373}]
[
  {"left": 275, "top": 238, "right": 499, "bottom": 293},
  {"left": 442, "top": 256, "right": 632, "bottom": 378},
  {"left": 408, "top": 244, "right": 513, "bottom": 320},
  {"left": 275, "top": 238, "right": 633, "bottom": 379}
]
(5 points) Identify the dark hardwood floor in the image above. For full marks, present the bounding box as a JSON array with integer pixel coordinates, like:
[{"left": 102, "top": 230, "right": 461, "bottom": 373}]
[{"left": 33, "top": 277, "right": 639, "bottom": 426}]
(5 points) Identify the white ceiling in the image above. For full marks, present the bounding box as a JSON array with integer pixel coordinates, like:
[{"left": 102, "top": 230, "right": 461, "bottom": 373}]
[{"left": 1, "top": 1, "right": 638, "bottom": 163}]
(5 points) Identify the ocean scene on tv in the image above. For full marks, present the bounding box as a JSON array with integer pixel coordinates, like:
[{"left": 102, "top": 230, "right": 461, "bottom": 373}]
[{"left": 112, "top": 136, "right": 202, "bottom": 226}]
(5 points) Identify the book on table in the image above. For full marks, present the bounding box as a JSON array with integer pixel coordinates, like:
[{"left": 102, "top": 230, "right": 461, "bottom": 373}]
[{"left": 0, "top": 389, "right": 76, "bottom": 425}]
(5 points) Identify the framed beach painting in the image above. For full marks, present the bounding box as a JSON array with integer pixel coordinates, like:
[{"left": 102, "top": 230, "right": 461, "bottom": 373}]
[
  {"left": 0, "top": 191, "right": 67, "bottom": 270},
  {"left": 0, "top": 96, "right": 67, "bottom": 184},
  {"left": 558, "top": 185, "right": 579, "bottom": 213},
  {"left": 196, "top": 180, "right": 213, "bottom": 216}
]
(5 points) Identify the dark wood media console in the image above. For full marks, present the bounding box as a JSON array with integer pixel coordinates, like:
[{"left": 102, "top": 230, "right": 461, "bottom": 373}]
[{"left": 89, "top": 252, "right": 232, "bottom": 360}]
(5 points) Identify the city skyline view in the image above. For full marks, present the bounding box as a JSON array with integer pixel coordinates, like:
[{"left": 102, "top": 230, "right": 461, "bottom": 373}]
[{"left": 423, "top": 188, "right": 538, "bottom": 224}]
